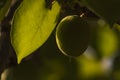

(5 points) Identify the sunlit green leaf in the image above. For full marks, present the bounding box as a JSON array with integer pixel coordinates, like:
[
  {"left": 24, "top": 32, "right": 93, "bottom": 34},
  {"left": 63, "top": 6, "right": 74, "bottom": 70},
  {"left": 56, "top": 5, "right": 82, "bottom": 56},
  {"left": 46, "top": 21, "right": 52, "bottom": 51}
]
[
  {"left": 0, "top": 0, "right": 11, "bottom": 21},
  {"left": 97, "top": 25, "right": 118, "bottom": 57},
  {"left": 77, "top": 54, "right": 104, "bottom": 79},
  {"left": 93, "top": 20, "right": 119, "bottom": 57},
  {"left": 11, "top": 0, "right": 60, "bottom": 63},
  {"left": 89, "top": 19, "right": 119, "bottom": 58}
]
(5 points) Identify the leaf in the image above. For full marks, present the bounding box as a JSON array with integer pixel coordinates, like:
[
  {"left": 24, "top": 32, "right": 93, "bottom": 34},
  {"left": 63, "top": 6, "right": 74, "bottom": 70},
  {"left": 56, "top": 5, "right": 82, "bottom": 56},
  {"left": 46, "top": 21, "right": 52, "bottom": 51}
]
[
  {"left": 0, "top": 0, "right": 12, "bottom": 21},
  {"left": 11, "top": 0, "right": 60, "bottom": 64},
  {"left": 96, "top": 24, "right": 119, "bottom": 57}
]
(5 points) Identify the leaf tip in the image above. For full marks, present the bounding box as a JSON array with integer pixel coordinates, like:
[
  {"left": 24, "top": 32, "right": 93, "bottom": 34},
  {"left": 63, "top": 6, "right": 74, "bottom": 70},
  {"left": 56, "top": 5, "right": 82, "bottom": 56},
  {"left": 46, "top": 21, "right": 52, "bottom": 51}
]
[{"left": 17, "top": 56, "right": 22, "bottom": 64}]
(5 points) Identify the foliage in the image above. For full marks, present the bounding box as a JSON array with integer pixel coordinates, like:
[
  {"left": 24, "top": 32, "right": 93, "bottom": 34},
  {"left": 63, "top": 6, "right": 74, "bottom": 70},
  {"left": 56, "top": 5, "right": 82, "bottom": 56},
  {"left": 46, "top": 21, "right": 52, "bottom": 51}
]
[{"left": 0, "top": 0, "right": 120, "bottom": 80}]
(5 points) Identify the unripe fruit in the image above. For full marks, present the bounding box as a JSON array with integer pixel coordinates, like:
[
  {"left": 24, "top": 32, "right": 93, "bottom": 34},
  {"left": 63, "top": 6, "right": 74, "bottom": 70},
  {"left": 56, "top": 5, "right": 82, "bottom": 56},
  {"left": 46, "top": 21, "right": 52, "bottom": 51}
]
[{"left": 56, "top": 15, "right": 90, "bottom": 57}]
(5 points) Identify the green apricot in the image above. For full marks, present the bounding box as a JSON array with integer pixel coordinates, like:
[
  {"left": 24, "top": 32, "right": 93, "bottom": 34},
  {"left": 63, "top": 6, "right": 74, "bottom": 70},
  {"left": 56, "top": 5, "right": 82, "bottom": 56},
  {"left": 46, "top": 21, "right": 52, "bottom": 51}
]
[
  {"left": 81, "top": 0, "right": 120, "bottom": 25},
  {"left": 56, "top": 15, "right": 90, "bottom": 57}
]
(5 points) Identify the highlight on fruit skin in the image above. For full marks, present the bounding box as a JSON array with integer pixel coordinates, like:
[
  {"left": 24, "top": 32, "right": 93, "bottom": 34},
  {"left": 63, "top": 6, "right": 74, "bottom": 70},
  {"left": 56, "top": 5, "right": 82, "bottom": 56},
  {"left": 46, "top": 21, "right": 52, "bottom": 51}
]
[{"left": 56, "top": 15, "right": 90, "bottom": 57}]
